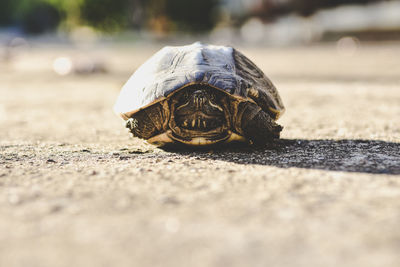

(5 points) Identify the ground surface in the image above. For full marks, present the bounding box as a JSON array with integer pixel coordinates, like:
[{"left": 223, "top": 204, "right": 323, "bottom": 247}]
[{"left": 0, "top": 41, "right": 400, "bottom": 267}]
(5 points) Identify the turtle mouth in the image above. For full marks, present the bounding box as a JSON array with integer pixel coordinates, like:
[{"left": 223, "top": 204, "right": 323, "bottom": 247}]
[
  {"left": 175, "top": 111, "right": 225, "bottom": 131},
  {"left": 171, "top": 116, "right": 229, "bottom": 144}
]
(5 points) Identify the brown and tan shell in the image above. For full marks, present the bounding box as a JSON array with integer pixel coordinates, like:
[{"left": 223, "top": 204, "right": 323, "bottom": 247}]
[{"left": 114, "top": 42, "right": 285, "bottom": 120}]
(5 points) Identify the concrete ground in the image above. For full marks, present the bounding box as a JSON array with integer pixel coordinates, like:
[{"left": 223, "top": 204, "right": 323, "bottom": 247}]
[{"left": 0, "top": 41, "right": 399, "bottom": 267}]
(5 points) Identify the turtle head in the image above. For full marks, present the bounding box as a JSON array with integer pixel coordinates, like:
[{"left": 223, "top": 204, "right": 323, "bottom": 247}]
[
  {"left": 168, "top": 85, "right": 231, "bottom": 145},
  {"left": 175, "top": 88, "right": 225, "bottom": 130}
]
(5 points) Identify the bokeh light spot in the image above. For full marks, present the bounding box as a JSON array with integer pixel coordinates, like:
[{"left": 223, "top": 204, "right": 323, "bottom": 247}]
[
  {"left": 336, "top": 36, "right": 360, "bottom": 57},
  {"left": 53, "top": 57, "right": 73, "bottom": 76}
]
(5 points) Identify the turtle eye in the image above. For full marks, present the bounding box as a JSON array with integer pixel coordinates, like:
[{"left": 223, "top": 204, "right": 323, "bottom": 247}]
[{"left": 180, "top": 91, "right": 188, "bottom": 100}]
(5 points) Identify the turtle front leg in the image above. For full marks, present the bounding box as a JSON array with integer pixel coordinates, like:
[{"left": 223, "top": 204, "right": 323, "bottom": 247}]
[
  {"left": 235, "top": 102, "right": 282, "bottom": 146},
  {"left": 125, "top": 102, "right": 167, "bottom": 140}
]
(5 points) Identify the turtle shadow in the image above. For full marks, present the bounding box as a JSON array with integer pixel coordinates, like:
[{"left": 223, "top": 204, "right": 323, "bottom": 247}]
[{"left": 169, "top": 139, "right": 400, "bottom": 174}]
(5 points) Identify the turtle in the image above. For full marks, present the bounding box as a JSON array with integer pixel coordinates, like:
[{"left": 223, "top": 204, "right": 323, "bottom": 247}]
[{"left": 114, "top": 42, "right": 285, "bottom": 147}]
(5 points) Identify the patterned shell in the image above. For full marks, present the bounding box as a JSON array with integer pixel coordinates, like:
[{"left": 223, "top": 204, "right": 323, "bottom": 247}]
[{"left": 114, "top": 42, "right": 285, "bottom": 118}]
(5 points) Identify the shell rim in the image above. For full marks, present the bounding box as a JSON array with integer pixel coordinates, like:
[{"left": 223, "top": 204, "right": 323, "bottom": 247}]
[{"left": 117, "top": 82, "right": 284, "bottom": 121}]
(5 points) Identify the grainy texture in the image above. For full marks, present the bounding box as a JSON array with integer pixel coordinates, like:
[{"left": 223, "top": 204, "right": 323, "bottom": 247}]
[{"left": 0, "top": 42, "right": 400, "bottom": 267}]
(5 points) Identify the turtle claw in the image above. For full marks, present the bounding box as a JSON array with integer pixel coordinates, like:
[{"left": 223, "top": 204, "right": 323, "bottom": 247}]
[
  {"left": 125, "top": 118, "right": 133, "bottom": 130},
  {"left": 126, "top": 118, "right": 138, "bottom": 130}
]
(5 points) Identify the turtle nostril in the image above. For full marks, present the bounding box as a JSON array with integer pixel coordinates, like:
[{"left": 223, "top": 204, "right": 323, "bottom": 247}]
[{"left": 192, "top": 94, "right": 206, "bottom": 109}]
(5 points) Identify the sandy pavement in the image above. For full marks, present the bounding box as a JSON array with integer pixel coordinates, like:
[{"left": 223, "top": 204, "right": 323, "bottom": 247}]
[{"left": 0, "top": 41, "right": 400, "bottom": 267}]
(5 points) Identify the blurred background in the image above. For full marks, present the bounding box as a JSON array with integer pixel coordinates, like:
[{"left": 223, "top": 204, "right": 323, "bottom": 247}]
[
  {"left": 1, "top": 0, "right": 400, "bottom": 77},
  {"left": 0, "top": 0, "right": 398, "bottom": 76},
  {"left": 1, "top": 0, "right": 400, "bottom": 43}
]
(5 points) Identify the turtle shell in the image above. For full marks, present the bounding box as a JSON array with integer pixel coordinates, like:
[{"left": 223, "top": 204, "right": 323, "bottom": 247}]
[{"left": 114, "top": 42, "right": 285, "bottom": 120}]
